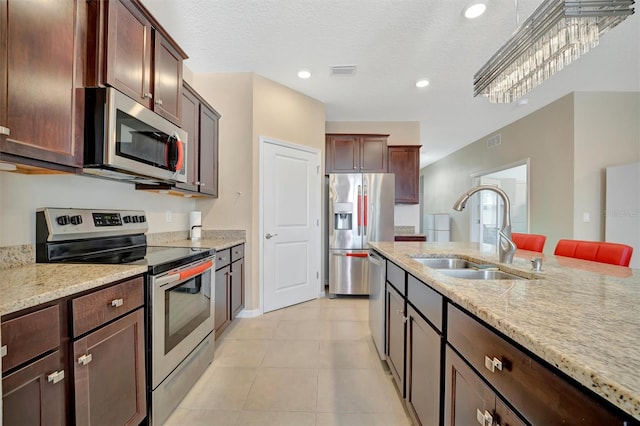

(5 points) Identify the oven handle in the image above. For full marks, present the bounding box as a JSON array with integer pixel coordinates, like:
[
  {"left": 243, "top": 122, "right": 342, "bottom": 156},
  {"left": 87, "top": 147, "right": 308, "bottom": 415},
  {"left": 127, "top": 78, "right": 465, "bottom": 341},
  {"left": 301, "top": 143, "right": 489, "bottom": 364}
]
[{"left": 154, "top": 258, "right": 214, "bottom": 288}]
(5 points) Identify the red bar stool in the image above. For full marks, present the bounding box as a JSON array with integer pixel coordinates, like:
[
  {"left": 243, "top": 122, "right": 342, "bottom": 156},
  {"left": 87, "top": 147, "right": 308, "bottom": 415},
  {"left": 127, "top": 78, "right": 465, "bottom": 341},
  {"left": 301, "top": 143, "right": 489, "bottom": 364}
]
[
  {"left": 511, "top": 233, "right": 546, "bottom": 253},
  {"left": 554, "top": 239, "right": 633, "bottom": 267}
]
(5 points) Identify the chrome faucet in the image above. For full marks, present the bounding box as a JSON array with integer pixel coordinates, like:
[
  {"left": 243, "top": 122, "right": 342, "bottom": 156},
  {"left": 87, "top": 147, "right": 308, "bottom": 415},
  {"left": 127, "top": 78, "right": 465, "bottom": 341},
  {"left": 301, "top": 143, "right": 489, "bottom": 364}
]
[{"left": 452, "top": 185, "right": 517, "bottom": 264}]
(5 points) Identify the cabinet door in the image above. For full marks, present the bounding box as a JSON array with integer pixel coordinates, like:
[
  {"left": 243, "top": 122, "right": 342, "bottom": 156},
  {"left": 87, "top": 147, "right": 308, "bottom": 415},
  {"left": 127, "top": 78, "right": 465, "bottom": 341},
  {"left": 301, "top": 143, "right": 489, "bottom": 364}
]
[
  {"left": 230, "top": 258, "right": 245, "bottom": 320},
  {"left": 198, "top": 102, "right": 220, "bottom": 197},
  {"left": 177, "top": 83, "right": 200, "bottom": 192},
  {"left": 388, "top": 145, "right": 420, "bottom": 204},
  {"left": 0, "top": 0, "right": 84, "bottom": 169},
  {"left": 153, "top": 31, "right": 182, "bottom": 125},
  {"left": 214, "top": 265, "right": 231, "bottom": 338},
  {"left": 105, "top": 0, "right": 152, "bottom": 109},
  {"left": 73, "top": 308, "right": 146, "bottom": 426},
  {"left": 326, "top": 135, "right": 358, "bottom": 172},
  {"left": 359, "top": 137, "right": 387, "bottom": 172},
  {"left": 2, "top": 351, "right": 66, "bottom": 426},
  {"left": 406, "top": 305, "right": 441, "bottom": 426},
  {"left": 386, "top": 283, "right": 406, "bottom": 396}
]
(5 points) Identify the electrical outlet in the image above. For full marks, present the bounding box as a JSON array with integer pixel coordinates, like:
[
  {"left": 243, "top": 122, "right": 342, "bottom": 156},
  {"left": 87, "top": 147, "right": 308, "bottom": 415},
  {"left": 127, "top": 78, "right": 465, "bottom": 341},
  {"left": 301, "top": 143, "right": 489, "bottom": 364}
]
[
  {"left": 166, "top": 210, "right": 172, "bottom": 223},
  {"left": 583, "top": 212, "right": 590, "bottom": 223}
]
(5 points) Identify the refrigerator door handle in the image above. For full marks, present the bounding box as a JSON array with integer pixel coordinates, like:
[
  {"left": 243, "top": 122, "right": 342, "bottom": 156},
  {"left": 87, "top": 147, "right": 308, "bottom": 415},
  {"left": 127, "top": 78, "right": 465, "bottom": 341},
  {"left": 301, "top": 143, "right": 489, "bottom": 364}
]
[
  {"left": 363, "top": 185, "right": 368, "bottom": 235},
  {"left": 357, "top": 185, "right": 362, "bottom": 235}
]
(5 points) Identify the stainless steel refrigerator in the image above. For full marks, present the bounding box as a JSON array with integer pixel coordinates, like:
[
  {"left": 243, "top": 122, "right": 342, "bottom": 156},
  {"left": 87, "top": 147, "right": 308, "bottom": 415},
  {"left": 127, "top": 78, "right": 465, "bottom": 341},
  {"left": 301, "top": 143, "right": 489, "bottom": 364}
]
[{"left": 328, "top": 173, "right": 395, "bottom": 295}]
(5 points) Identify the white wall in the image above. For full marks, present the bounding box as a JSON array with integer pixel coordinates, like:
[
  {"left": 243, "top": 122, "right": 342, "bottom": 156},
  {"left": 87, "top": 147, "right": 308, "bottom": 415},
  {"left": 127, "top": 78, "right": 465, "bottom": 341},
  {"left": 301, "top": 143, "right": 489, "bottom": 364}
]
[{"left": 0, "top": 172, "right": 194, "bottom": 246}]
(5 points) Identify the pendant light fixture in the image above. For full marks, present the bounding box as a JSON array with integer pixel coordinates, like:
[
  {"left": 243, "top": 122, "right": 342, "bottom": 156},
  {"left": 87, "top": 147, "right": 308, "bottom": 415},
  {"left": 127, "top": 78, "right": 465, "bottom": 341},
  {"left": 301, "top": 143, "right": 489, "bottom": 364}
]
[{"left": 474, "top": 0, "right": 635, "bottom": 103}]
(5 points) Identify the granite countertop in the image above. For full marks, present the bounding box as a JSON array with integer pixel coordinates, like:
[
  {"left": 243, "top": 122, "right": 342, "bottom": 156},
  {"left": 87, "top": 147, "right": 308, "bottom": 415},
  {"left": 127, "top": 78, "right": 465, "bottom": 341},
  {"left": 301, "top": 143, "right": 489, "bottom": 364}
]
[
  {"left": 368, "top": 241, "right": 640, "bottom": 420},
  {"left": 0, "top": 238, "right": 245, "bottom": 317}
]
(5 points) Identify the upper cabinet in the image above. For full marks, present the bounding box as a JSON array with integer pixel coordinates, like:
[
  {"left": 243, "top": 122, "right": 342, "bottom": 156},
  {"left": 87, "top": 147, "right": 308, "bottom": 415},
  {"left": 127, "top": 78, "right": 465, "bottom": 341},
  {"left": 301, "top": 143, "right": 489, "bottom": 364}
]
[
  {"left": 86, "top": 0, "right": 187, "bottom": 126},
  {"left": 387, "top": 145, "right": 421, "bottom": 204},
  {"left": 326, "top": 134, "right": 388, "bottom": 173},
  {"left": 173, "top": 82, "right": 220, "bottom": 197},
  {"left": 0, "top": 0, "right": 86, "bottom": 171}
]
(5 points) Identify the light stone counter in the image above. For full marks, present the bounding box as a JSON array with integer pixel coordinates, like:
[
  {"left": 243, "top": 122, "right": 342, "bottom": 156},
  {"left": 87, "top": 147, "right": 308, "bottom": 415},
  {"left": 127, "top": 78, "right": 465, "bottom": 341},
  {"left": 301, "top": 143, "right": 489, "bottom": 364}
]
[
  {"left": 0, "top": 263, "right": 147, "bottom": 317},
  {"left": 152, "top": 238, "right": 245, "bottom": 252},
  {"left": 368, "top": 241, "right": 640, "bottom": 421}
]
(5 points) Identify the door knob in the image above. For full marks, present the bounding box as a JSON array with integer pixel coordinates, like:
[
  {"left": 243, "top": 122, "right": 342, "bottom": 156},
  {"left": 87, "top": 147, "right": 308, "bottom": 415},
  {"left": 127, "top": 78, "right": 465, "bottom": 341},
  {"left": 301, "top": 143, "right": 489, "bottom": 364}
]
[{"left": 265, "top": 233, "right": 278, "bottom": 239}]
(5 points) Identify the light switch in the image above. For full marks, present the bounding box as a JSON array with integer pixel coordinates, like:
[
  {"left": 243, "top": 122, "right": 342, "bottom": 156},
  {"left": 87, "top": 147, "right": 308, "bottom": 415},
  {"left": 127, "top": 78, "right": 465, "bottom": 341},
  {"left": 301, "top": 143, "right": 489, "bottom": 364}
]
[{"left": 583, "top": 212, "right": 590, "bottom": 223}]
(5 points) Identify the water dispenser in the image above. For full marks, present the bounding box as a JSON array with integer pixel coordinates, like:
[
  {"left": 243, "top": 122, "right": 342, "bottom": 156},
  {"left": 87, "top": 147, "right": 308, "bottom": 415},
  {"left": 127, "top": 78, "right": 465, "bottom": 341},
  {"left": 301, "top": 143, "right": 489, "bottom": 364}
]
[{"left": 334, "top": 202, "right": 353, "bottom": 230}]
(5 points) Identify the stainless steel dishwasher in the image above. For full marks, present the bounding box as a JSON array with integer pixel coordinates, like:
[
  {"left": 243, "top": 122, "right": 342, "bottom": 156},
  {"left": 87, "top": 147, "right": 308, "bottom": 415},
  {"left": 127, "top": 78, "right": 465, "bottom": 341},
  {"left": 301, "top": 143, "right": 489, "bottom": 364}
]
[{"left": 368, "top": 250, "right": 386, "bottom": 360}]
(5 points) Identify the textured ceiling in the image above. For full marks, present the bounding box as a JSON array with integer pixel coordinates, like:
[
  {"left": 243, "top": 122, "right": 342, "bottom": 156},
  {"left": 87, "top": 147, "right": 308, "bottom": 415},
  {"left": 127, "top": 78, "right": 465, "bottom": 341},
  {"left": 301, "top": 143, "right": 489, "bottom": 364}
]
[{"left": 141, "top": 0, "right": 640, "bottom": 167}]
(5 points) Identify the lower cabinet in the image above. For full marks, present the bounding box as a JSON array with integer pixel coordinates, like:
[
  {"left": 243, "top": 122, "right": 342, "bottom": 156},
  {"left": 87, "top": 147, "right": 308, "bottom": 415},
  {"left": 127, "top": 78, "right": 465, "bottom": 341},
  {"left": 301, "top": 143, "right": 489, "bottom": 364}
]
[
  {"left": 444, "top": 346, "right": 525, "bottom": 426},
  {"left": 385, "top": 283, "right": 406, "bottom": 397},
  {"left": 214, "top": 244, "right": 246, "bottom": 338},
  {"left": 214, "top": 261, "right": 231, "bottom": 339},
  {"left": 1, "top": 275, "right": 146, "bottom": 426},
  {"left": 230, "top": 256, "right": 244, "bottom": 320}
]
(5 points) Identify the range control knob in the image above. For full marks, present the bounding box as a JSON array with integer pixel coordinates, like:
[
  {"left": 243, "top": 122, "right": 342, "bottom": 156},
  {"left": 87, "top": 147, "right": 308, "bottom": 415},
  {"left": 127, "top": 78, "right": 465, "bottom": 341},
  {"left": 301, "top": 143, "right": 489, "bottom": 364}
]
[
  {"left": 70, "top": 215, "right": 83, "bottom": 225},
  {"left": 56, "top": 215, "right": 70, "bottom": 226},
  {"left": 138, "top": 215, "right": 146, "bottom": 223},
  {"left": 132, "top": 216, "right": 139, "bottom": 223},
  {"left": 123, "top": 215, "right": 132, "bottom": 224}
]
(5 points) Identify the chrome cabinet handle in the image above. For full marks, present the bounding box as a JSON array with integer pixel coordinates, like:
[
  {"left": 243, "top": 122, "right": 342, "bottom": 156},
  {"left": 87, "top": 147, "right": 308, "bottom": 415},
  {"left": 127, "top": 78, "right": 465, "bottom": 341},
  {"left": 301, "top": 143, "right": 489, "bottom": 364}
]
[
  {"left": 111, "top": 298, "right": 124, "bottom": 308},
  {"left": 0, "top": 126, "right": 10, "bottom": 136},
  {"left": 265, "top": 233, "right": 278, "bottom": 239},
  {"left": 476, "top": 409, "right": 494, "bottom": 426},
  {"left": 484, "top": 355, "right": 503, "bottom": 373},
  {"left": 1, "top": 345, "right": 7, "bottom": 358},
  {"left": 143, "top": 92, "right": 153, "bottom": 99},
  {"left": 155, "top": 99, "right": 163, "bottom": 106},
  {"left": 48, "top": 370, "right": 65, "bottom": 384},
  {"left": 78, "top": 354, "right": 93, "bottom": 366},
  {"left": 200, "top": 182, "right": 205, "bottom": 187}
]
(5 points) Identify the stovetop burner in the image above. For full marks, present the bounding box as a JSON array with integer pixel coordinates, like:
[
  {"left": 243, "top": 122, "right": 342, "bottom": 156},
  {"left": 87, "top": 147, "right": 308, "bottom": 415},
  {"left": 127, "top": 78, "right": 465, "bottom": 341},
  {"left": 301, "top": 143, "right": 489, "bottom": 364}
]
[{"left": 36, "top": 208, "right": 215, "bottom": 274}]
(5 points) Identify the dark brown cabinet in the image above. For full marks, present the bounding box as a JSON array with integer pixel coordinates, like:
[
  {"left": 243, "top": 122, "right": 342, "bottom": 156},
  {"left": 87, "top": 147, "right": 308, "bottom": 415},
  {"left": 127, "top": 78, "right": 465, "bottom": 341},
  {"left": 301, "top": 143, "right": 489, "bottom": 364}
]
[
  {"left": 71, "top": 276, "right": 146, "bottom": 426},
  {"left": 0, "top": 0, "right": 85, "bottom": 171},
  {"left": 230, "top": 244, "right": 245, "bottom": 320},
  {"left": 1, "top": 305, "right": 67, "bottom": 425},
  {"left": 386, "top": 283, "right": 406, "bottom": 397},
  {"left": 387, "top": 145, "right": 421, "bottom": 204},
  {"left": 444, "top": 346, "right": 525, "bottom": 426},
  {"left": 325, "top": 134, "right": 388, "bottom": 173},
  {"left": 87, "top": 0, "right": 187, "bottom": 126},
  {"left": 175, "top": 82, "right": 220, "bottom": 197},
  {"left": 214, "top": 249, "right": 232, "bottom": 338}
]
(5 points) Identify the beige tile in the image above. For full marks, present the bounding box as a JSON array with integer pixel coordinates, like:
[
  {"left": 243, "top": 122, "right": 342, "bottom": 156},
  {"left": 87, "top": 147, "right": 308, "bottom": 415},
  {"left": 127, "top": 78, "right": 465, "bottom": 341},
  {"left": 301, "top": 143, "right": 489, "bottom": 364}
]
[
  {"left": 323, "top": 296, "right": 369, "bottom": 309},
  {"left": 281, "top": 306, "right": 324, "bottom": 320},
  {"left": 235, "top": 410, "right": 316, "bottom": 425},
  {"left": 319, "top": 340, "right": 378, "bottom": 369},
  {"left": 321, "top": 320, "right": 370, "bottom": 341},
  {"left": 179, "top": 366, "right": 256, "bottom": 410},
  {"left": 316, "top": 411, "right": 412, "bottom": 426},
  {"left": 317, "top": 369, "right": 393, "bottom": 413},
  {"left": 163, "top": 408, "right": 239, "bottom": 426},
  {"left": 223, "top": 318, "right": 278, "bottom": 340},
  {"left": 243, "top": 368, "right": 318, "bottom": 412},
  {"left": 213, "top": 339, "right": 268, "bottom": 367},
  {"left": 261, "top": 340, "right": 320, "bottom": 368},
  {"left": 274, "top": 319, "right": 323, "bottom": 340},
  {"left": 323, "top": 307, "right": 368, "bottom": 321}
]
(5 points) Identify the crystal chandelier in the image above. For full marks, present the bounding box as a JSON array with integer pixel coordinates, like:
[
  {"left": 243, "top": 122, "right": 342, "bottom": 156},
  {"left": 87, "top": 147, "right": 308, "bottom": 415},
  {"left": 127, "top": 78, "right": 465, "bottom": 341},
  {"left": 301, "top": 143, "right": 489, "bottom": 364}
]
[{"left": 474, "top": 0, "right": 635, "bottom": 103}]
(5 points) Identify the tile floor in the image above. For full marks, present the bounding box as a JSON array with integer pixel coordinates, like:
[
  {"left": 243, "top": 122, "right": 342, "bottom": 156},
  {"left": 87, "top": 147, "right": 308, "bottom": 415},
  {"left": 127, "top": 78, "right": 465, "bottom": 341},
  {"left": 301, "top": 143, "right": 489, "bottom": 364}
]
[{"left": 164, "top": 295, "right": 412, "bottom": 426}]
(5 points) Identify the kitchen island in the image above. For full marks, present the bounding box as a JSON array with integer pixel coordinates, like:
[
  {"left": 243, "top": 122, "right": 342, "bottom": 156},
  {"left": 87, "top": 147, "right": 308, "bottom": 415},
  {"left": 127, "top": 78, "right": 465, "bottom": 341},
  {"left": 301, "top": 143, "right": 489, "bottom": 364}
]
[{"left": 369, "top": 241, "right": 640, "bottom": 422}]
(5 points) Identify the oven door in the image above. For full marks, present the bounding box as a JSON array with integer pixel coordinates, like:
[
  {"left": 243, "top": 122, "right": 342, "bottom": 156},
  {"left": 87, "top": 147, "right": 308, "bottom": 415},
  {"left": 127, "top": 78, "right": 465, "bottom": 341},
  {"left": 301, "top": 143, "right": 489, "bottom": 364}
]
[{"left": 151, "top": 257, "right": 214, "bottom": 388}]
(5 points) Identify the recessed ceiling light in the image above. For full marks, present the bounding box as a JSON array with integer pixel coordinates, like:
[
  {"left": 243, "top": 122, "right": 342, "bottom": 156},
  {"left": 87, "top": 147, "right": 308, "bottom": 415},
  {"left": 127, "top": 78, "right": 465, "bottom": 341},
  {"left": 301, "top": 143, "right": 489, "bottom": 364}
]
[
  {"left": 298, "top": 70, "right": 311, "bottom": 79},
  {"left": 416, "top": 79, "right": 430, "bottom": 88},
  {"left": 463, "top": 2, "right": 487, "bottom": 19}
]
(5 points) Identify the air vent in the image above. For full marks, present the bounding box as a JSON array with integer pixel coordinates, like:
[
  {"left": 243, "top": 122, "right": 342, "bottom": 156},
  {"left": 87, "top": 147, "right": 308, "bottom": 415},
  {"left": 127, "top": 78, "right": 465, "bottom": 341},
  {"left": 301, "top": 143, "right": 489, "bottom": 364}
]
[
  {"left": 331, "top": 65, "right": 357, "bottom": 75},
  {"left": 487, "top": 134, "right": 502, "bottom": 149}
]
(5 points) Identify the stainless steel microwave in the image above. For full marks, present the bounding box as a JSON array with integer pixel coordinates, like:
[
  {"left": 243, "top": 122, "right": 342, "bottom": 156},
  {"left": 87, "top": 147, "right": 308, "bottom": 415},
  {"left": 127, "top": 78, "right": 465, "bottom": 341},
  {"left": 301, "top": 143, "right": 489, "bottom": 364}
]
[{"left": 83, "top": 87, "right": 187, "bottom": 184}]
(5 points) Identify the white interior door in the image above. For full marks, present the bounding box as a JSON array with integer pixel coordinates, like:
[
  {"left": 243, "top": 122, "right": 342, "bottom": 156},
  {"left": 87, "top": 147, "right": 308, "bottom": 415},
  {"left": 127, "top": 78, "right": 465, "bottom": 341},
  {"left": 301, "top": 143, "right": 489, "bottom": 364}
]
[{"left": 261, "top": 138, "right": 321, "bottom": 313}]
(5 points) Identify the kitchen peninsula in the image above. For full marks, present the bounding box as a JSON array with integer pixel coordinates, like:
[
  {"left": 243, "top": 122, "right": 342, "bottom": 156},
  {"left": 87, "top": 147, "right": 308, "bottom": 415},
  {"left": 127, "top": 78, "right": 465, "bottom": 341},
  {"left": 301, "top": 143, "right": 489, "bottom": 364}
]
[{"left": 369, "top": 241, "right": 640, "bottom": 423}]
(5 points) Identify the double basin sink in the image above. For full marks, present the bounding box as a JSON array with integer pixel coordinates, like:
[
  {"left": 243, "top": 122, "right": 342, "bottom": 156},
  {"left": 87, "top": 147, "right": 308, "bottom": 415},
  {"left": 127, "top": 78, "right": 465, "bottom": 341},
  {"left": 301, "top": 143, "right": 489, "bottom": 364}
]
[{"left": 411, "top": 257, "right": 527, "bottom": 280}]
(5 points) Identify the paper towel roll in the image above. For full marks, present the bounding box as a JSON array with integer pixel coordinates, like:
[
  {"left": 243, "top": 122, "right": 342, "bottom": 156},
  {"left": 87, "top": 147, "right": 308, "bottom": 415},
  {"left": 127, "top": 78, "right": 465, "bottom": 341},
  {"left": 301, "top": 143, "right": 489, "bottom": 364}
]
[{"left": 189, "top": 211, "right": 202, "bottom": 241}]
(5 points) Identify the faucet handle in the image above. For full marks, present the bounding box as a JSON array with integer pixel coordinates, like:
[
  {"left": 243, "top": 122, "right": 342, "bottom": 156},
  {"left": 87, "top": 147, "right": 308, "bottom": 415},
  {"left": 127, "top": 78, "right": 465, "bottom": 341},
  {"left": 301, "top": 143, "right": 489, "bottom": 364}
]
[{"left": 531, "top": 257, "right": 543, "bottom": 271}]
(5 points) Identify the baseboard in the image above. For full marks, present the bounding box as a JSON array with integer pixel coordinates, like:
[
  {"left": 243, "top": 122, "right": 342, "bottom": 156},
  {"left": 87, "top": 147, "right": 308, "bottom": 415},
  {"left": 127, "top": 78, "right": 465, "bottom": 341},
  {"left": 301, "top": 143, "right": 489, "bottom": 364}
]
[{"left": 235, "top": 308, "right": 262, "bottom": 318}]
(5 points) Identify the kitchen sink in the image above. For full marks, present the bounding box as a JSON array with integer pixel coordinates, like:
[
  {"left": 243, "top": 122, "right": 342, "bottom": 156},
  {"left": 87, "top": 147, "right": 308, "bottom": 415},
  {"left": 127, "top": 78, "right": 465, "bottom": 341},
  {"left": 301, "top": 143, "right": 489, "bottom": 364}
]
[
  {"left": 439, "top": 269, "right": 527, "bottom": 280},
  {"left": 411, "top": 257, "right": 480, "bottom": 269}
]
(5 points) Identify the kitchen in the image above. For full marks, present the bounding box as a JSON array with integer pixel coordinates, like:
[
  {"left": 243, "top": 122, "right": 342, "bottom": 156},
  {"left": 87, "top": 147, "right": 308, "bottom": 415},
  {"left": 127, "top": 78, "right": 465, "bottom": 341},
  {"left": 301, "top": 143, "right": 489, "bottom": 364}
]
[{"left": 1, "top": 0, "right": 640, "bottom": 425}]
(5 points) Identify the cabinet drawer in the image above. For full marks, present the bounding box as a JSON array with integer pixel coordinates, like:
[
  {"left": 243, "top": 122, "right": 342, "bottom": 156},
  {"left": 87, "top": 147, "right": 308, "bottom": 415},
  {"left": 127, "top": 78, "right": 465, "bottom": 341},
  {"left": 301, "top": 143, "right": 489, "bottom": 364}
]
[
  {"left": 72, "top": 276, "right": 144, "bottom": 337},
  {"left": 386, "top": 260, "right": 405, "bottom": 295},
  {"left": 407, "top": 275, "right": 442, "bottom": 332},
  {"left": 447, "top": 304, "right": 629, "bottom": 425},
  {"left": 216, "top": 248, "right": 231, "bottom": 269},
  {"left": 231, "top": 244, "right": 244, "bottom": 261},
  {"left": 1, "top": 305, "right": 60, "bottom": 373}
]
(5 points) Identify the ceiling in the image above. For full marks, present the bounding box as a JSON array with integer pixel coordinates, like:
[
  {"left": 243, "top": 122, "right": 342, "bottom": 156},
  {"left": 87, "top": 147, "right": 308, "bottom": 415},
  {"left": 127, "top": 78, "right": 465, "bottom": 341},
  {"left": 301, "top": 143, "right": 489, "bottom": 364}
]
[{"left": 141, "top": 0, "right": 640, "bottom": 168}]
